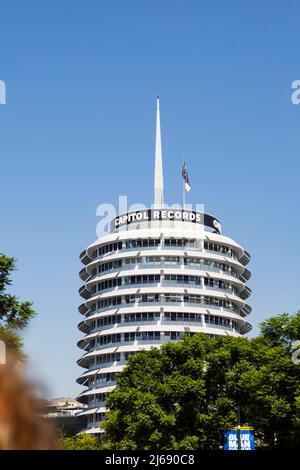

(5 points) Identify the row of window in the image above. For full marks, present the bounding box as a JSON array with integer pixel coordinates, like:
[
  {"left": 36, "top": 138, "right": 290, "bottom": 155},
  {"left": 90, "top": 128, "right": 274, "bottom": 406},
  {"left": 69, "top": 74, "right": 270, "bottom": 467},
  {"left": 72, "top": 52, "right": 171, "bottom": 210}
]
[
  {"left": 92, "top": 314, "right": 122, "bottom": 328},
  {"left": 124, "top": 255, "right": 180, "bottom": 266},
  {"left": 124, "top": 238, "right": 197, "bottom": 249},
  {"left": 81, "top": 350, "right": 138, "bottom": 371},
  {"left": 184, "top": 258, "right": 237, "bottom": 276},
  {"left": 93, "top": 239, "right": 161, "bottom": 259},
  {"left": 125, "top": 239, "right": 160, "bottom": 248},
  {"left": 89, "top": 379, "right": 141, "bottom": 403},
  {"left": 124, "top": 312, "right": 159, "bottom": 322},
  {"left": 164, "top": 312, "right": 202, "bottom": 322},
  {"left": 91, "top": 312, "right": 162, "bottom": 330},
  {"left": 87, "top": 413, "right": 106, "bottom": 424},
  {"left": 204, "top": 315, "right": 238, "bottom": 328},
  {"left": 93, "top": 372, "right": 116, "bottom": 384},
  {"left": 90, "top": 275, "right": 236, "bottom": 295},
  {"left": 123, "top": 331, "right": 182, "bottom": 342},
  {"left": 89, "top": 392, "right": 106, "bottom": 403},
  {"left": 93, "top": 256, "right": 238, "bottom": 277},
  {"left": 91, "top": 239, "right": 238, "bottom": 260},
  {"left": 91, "top": 277, "right": 122, "bottom": 293},
  {"left": 93, "top": 331, "right": 190, "bottom": 348},
  {"left": 91, "top": 312, "right": 201, "bottom": 330},
  {"left": 88, "top": 327, "right": 237, "bottom": 351},
  {"left": 204, "top": 241, "right": 237, "bottom": 259},
  {"left": 89, "top": 312, "right": 239, "bottom": 331},
  {"left": 93, "top": 242, "right": 123, "bottom": 258},
  {"left": 86, "top": 332, "right": 224, "bottom": 368},
  {"left": 91, "top": 294, "right": 240, "bottom": 313},
  {"left": 94, "top": 352, "right": 121, "bottom": 364},
  {"left": 97, "top": 259, "right": 122, "bottom": 274},
  {"left": 93, "top": 351, "right": 136, "bottom": 367},
  {"left": 203, "top": 277, "right": 235, "bottom": 292},
  {"left": 88, "top": 373, "right": 116, "bottom": 387}
]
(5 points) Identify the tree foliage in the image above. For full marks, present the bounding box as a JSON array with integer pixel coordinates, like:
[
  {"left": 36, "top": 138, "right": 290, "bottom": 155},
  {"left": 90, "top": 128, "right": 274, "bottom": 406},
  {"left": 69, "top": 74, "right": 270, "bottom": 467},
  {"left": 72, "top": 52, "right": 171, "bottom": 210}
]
[
  {"left": 103, "top": 312, "right": 300, "bottom": 450},
  {"left": 62, "top": 433, "right": 103, "bottom": 450},
  {"left": 0, "top": 253, "right": 36, "bottom": 355}
]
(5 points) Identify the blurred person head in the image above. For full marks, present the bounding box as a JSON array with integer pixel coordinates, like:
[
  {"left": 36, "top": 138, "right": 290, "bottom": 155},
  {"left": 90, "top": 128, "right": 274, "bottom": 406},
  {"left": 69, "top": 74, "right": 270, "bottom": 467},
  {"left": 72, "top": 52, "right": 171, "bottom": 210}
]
[{"left": 0, "top": 348, "right": 60, "bottom": 450}]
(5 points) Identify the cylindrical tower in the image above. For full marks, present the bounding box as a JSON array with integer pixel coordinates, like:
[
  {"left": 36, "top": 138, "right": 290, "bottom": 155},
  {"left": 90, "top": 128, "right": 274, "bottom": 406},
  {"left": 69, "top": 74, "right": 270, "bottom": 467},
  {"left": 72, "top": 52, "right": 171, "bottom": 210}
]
[
  {"left": 76, "top": 99, "right": 252, "bottom": 434},
  {"left": 76, "top": 209, "right": 251, "bottom": 433}
]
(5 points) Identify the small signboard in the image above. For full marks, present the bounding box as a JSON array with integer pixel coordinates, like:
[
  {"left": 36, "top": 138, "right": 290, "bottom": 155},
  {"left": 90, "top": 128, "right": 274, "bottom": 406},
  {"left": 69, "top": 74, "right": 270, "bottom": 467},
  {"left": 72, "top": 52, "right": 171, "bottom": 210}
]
[{"left": 224, "top": 427, "right": 255, "bottom": 451}]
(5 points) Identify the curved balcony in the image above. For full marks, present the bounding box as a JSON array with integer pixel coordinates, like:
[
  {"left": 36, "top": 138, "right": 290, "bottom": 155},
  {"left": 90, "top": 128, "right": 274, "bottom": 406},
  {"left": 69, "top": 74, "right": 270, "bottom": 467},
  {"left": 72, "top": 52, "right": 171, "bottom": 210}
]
[
  {"left": 239, "top": 267, "right": 251, "bottom": 283},
  {"left": 79, "top": 267, "right": 90, "bottom": 282},
  {"left": 80, "top": 249, "right": 92, "bottom": 266},
  {"left": 79, "top": 285, "right": 91, "bottom": 300},
  {"left": 239, "top": 250, "right": 251, "bottom": 266},
  {"left": 239, "top": 285, "right": 252, "bottom": 300},
  {"left": 76, "top": 385, "right": 116, "bottom": 404},
  {"left": 240, "top": 321, "right": 252, "bottom": 334},
  {"left": 78, "top": 302, "right": 89, "bottom": 315},
  {"left": 77, "top": 362, "right": 126, "bottom": 384},
  {"left": 76, "top": 369, "right": 98, "bottom": 385},
  {"left": 78, "top": 320, "right": 90, "bottom": 334},
  {"left": 240, "top": 303, "right": 252, "bottom": 316}
]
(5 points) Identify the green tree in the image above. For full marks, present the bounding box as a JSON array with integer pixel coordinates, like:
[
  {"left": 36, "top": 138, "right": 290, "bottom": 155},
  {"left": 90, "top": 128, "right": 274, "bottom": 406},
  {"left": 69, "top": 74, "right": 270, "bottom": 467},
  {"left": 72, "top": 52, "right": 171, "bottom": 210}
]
[
  {"left": 103, "top": 312, "right": 300, "bottom": 450},
  {"left": 62, "top": 433, "right": 103, "bottom": 450},
  {"left": 260, "top": 311, "right": 300, "bottom": 346},
  {"left": 0, "top": 253, "right": 35, "bottom": 356}
]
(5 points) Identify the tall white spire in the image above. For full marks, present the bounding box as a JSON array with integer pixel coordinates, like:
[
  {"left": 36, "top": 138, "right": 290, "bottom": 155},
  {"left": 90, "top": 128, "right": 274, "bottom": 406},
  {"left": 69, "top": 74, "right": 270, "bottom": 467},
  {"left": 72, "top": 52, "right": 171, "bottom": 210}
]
[{"left": 154, "top": 96, "right": 164, "bottom": 208}]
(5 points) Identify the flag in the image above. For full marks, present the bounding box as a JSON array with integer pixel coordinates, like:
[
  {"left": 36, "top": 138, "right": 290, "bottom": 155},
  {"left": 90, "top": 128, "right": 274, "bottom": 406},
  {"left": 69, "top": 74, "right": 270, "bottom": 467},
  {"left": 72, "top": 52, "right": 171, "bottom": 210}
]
[{"left": 182, "top": 161, "right": 191, "bottom": 192}]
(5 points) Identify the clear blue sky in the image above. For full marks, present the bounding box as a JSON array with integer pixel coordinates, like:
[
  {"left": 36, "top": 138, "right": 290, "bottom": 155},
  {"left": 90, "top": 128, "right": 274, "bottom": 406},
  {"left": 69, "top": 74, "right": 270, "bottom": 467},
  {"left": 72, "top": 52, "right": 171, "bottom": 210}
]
[{"left": 0, "top": 0, "right": 299, "bottom": 397}]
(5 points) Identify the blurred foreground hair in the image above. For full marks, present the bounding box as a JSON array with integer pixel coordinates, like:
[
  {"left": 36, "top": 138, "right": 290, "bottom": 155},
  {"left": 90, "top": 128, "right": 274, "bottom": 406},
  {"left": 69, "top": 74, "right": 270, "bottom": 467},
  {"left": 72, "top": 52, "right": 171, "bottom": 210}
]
[{"left": 0, "top": 350, "right": 60, "bottom": 450}]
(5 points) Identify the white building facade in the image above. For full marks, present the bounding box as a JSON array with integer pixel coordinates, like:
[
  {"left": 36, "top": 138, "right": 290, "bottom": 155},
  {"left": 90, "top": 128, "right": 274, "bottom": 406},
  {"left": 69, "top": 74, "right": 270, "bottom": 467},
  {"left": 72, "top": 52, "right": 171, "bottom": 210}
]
[{"left": 76, "top": 99, "right": 252, "bottom": 434}]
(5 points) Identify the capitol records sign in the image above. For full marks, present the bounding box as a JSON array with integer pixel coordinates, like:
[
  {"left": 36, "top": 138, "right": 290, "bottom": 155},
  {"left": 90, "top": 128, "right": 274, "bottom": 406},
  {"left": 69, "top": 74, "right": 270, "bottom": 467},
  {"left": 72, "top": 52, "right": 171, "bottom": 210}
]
[{"left": 111, "top": 209, "right": 221, "bottom": 234}]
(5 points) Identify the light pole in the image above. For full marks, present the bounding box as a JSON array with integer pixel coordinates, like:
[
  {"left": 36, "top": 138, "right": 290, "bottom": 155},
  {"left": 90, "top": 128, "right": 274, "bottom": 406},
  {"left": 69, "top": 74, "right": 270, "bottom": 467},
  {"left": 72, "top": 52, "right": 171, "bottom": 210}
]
[{"left": 237, "top": 405, "right": 241, "bottom": 450}]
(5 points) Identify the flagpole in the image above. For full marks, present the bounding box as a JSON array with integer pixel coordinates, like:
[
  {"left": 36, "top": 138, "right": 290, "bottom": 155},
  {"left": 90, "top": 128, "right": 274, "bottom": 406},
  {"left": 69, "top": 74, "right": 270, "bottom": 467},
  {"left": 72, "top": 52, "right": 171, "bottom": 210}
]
[
  {"left": 182, "top": 158, "right": 185, "bottom": 209},
  {"left": 182, "top": 160, "right": 191, "bottom": 210}
]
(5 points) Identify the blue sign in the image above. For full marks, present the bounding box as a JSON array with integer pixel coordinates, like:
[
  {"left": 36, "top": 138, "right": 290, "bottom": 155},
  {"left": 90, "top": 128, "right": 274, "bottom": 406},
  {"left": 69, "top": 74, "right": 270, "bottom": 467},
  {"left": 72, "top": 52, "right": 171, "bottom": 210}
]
[{"left": 224, "top": 428, "right": 255, "bottom": 451}]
